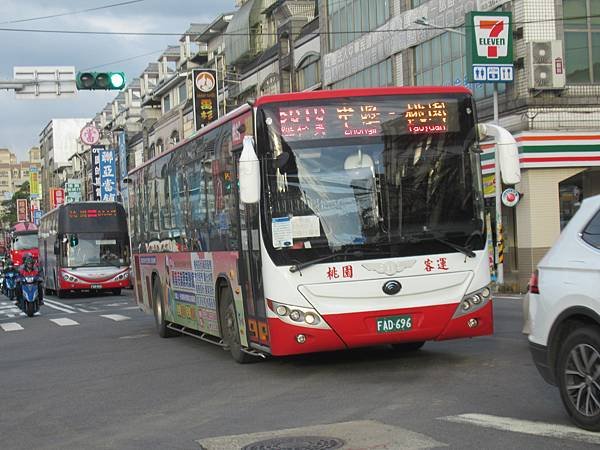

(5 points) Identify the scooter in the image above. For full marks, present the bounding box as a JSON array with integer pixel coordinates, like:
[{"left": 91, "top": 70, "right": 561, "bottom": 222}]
[
  {"left": 4, "top": 269, "right": 18, "bottom": 301},
  {"left": 18, "top": 272, "right": 43, "bottom": 317}
]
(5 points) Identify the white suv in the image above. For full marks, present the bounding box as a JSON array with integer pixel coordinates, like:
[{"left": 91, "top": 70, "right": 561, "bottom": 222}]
[{"left": 529, "top": 194, "right": 600, "bottom": 431}]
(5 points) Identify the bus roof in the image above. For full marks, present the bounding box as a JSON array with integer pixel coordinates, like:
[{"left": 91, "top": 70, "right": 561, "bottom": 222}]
[
  {"left": 254, "top": 86, "right": 473, "bottom": 107},
  {"left": 11, "top": 222, "right": 38, "bottom": 233}
]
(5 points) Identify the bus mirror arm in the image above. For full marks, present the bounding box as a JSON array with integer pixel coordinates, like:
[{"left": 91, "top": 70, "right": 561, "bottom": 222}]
[
  {"left": 477, "top": 123, "right": 521, "bottom": 185},
  {"left": 239, "top": 136, "right": 261, "bottom": 204},
  {"left": 53, "top": 241, "right": 60, "bottom": 255}
]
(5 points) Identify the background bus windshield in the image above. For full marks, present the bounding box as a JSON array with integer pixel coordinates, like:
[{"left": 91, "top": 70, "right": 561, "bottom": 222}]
[
  {"left": 258, "top": 93, "right": 484, "bottom": 263},
  {"left": 13, "top": 234, "right": 38, "bottom": 250},
  {"left": 65, "top": 233, "right": 129, "bottom": 268}
]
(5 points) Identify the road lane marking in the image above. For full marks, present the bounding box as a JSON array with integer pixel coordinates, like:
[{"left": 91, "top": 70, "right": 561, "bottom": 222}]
[
  {"left": 1, "top": 322, "right": 23, "bottom": 331},
  {"left": 44, "top": 299, "right": 76, "bottom": 314},
  {"left": 44, "top": 299, "right": 77, "bottom": 311},
  {"left": 101, "top": 314, "right": 130, "bottom": 321},
  {"left": 119, "top": 334, "right": 149, "bottom": 339},
  {"left": 440, "top": 413, "right": 600, "bottom": 445},
  {"left": 50, "top": 318, "right": 79, "bottom": 327}
]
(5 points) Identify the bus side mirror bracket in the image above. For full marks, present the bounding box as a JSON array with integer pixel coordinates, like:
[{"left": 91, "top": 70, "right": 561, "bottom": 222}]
[
  {"left": 53, "top": 240, "right": 60, "bottom": 255},
  {"left": 478, "top": 123, "right": 521, "bottom": 185},
  {"left": 239, "top": 136, "right": 260, "bottom": 204}
]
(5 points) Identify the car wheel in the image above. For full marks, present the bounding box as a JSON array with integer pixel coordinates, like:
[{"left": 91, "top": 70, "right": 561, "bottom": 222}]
[
  {"left": 112, "top": 288, "right": 121, "bottom": 296},
  {"left": 557, "top": 325, "right": 600, "bottom": 431},
  {"left": 219, "top": 288, "right": 254, "bottom": 364}
]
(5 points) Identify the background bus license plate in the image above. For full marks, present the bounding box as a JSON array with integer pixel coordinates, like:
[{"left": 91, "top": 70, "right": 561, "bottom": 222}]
[
  {"left": 91, "top": 284, "right": 102, "bottom": 289},
  {"left": 376, "top": 315, "right": 412, "bottom": 333}
]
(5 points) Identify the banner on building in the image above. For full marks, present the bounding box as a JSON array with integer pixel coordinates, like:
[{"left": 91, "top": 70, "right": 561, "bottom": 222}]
[
  {"left": 16, "top": 199, "right": 29, "bottom": 222},
  {"left": 118, "top": 131, "right": 127, "bottom": 182},
  {"left": 99, "top": 148, "right": 117, "bottom": 201},
  {"left": 192, "top": 68, "right": 219, "bottom": 131},
  {"left": 91, "top": 145, "right": 105, "bottom": 201},
  {"left": 50, "top": 187, "right": 65, "bottom": 209},
  {"left": 65, "top": 179, "right": 82, "bottom": 203},
  {"left": 29, "top": 167, "right": 41, "bottom": 199}
]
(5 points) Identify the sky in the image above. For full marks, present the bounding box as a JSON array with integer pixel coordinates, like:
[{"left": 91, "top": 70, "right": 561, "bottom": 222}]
[{"left": 0, "top": 0, "right": 238, "bottom": 160}]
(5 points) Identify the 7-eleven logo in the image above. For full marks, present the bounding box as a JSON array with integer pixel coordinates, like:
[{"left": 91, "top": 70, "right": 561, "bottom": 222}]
[{"left": 474, "top": 15, "right": 510, "bottom": 59}]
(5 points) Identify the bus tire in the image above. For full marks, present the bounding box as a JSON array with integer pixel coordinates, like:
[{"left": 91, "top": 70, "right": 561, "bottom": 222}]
[
  {"left": 390, "top": 341, "right": 425, "bottom": 352},
  {"left": 219, "top": 288, "right": 254, "bottom": 364},
  {"left": 57, "top": 289, "right": 66, "bottom": 299},
  {"left": 152, "top": 281, "right": 176, "bottom": 338},
  {"left": 112, "top": 288, "right": 121, "bottom": 296}
]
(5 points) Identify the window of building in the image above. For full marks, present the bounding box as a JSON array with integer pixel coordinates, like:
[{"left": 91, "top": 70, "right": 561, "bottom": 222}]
[
  {"left": 412, "top": 0, "right": 426, "bottom": 6},
  {"left": 296, "top": 54, "right": 320, "bottom": 90},
  {"left": 414, "top": 31, "right": 506, "bottom": 99},
  {"left": 156, "top": 139, "right": 164, "bottom": 154},
  {"left": 178, "top": 82, "right": 187, "bottom": 104},
  {"left": 331, "top": 58, "right": 392, "bottom": 88},
  {"left": 563, "top": 0, "right": 600, "bottom": 83},
  {"left": 327, "top": 0, "right": 390, "bottom": 52},
  {"left": 163, "top": 94, "right": 171, "bottom": 113},
  {"left": 260, "top": 74, "right": 280, "bottom": 95},
  {"left": 170, "top": 130, "right": 180, "bottom": 146}
]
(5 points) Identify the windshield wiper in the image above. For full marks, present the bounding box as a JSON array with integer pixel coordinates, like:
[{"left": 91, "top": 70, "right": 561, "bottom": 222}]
[
  {"left": 289, "top": 248, "right": 386, "bottom": 273},
  {"left": 402, "top": 233, "right": 476, "bottom": 259}
]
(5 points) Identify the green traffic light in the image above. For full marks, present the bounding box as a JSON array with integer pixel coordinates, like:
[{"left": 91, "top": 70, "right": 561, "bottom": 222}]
[
  {"left": 76, "top": 71, "right": 126, "bottom": 90},
  {"left": 109, "top": 72, "right": 126, "bottom": 89}
]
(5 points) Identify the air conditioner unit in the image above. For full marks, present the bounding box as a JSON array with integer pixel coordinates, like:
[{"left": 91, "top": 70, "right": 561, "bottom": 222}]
[{"left": 528, "top": 40, "right": 566, "bottom": 90}]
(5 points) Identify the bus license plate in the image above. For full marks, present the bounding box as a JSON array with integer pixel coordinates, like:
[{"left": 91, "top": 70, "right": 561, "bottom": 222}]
[
  {"left": 91, "top": 284, "right": 102, "bottom": 289},
  {"left": 376, "top": 315, "right": 413, "bottom": 333}
]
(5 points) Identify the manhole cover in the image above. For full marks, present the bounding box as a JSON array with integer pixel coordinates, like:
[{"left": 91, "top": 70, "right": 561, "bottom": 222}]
[{"left": 241, "top": 435, "right": 345, "bottom": 450}]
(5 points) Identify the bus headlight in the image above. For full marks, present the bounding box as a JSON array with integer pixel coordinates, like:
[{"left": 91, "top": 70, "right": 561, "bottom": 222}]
[
  {"left": 289, "top": 310, "right": 303, "bottom": 322},
  {"left": 267, "top": 299, "right": 324, "bottom": 328},
  {"left": 62, "top": 273, "right": 81, "bottom": 283},
  {"left": 453, "top": 285, "right": 492, "bottom": 318}
]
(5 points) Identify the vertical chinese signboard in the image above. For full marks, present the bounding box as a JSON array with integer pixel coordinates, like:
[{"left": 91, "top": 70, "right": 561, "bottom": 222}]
[
  {"left": 192, "top": 69, "right": 218, "bottom": 131},
  {"left": 118, "top": 131, "right": 127, "bottom": 182},
  {"left": 49, "top": 188, "right": 65, "bottom": 209},
  {"left": 29, "top": 167, "right": 41, "bottom": 199},
  {"left": 16, "top": 199, "right": 29, "bottom": 222},
  {"left": 91, "top": 145, "right": 104, "bottom": 201},
  {"left": 99, "top": 148, "right": 117, "bottom": 201}
]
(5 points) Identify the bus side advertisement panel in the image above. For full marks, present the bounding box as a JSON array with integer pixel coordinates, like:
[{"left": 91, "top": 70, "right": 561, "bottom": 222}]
[{"left": 138, "top": 251, "right": 246, "bottom": 345}]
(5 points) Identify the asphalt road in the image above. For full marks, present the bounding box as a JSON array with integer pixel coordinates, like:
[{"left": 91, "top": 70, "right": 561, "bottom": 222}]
[{"left": 0, "top": 292, "right": 596, "bottom": 450}]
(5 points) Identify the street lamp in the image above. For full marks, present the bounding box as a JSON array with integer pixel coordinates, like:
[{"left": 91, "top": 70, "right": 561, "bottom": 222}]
[{"left": 413, "top": 17, "right": 465, "bottom": 36}]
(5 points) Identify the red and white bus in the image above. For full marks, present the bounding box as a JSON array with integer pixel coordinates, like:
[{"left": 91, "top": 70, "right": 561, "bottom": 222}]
[
  {"left": 38, "top": 202, "right": 131, "bottom": 297},
  {"left": 128, "top": 86, "right": 519, "bottom": 362}
]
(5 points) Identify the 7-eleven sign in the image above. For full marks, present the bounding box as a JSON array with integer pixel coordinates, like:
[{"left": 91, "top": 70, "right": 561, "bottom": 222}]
[{"left": 466, "top": 11, "right": 513, "bottom": 82}]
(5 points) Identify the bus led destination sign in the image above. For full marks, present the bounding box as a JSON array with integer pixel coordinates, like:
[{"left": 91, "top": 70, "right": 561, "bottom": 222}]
[
  {"left": 277, "top": 99, "right": 455, "bottom": 140},
  {"left": 68, "top": 208, "right": 117, "bottom": 219}
]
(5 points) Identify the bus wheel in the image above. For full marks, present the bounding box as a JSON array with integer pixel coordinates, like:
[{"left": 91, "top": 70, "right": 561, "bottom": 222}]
[
  {"left": 112, "top": 288, "right": 121, "bottom": 296},
  {"left": 219, "top": 288, "right": 254, "bottom": 364},
  {"left": 57, "top": 289, "right": 66, "bottom": 299},
  {"left": 390, "top": 341, "right": 425, "bottom": 352},
  {"left": 152, "top": 281, "right": 176, "bottom": 338}
]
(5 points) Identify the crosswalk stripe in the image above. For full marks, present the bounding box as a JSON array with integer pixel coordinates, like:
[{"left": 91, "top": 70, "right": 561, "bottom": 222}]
[
  {"left": 1, "top": 322, "right": 23, "bottom": 331},
  {"left": 440, "top": 413, "right": 600, "bottom": 445},
  {"left": 50, "top": 318, "right": 79, "bottom": 327},
  {"left": 100, "top": 314, "right": 130, "bottom": 321},
  {"left": 44, "top": 299, "right": 76, "bottom": 314}
]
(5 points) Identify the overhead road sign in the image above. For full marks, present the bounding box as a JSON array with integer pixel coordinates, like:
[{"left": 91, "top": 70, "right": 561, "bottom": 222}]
[{"left": 13, "top": 66, "right": 77, "bottom": 99}]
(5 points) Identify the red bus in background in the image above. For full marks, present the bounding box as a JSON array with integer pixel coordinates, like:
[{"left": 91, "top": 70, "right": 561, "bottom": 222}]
[{"left": 10, "top": 222, "right": 39, "bottom": 266}]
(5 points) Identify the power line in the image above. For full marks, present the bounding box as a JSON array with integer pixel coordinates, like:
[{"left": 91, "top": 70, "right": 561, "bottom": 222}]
[
  {"left": 0, "top": 14, "right": 598, "bottom": 36},
  {"left": 81, "top": 49, "right": 163, "bottom": 71},
  {"left": 0, "top": 0, "right": 146, "bottom": 25}
]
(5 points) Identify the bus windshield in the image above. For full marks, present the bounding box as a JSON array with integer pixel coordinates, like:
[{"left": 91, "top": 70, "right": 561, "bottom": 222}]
[
  {"left": 13, "top": 233, "right": 38, "bottom": 250},
  {"left": 259, "top": 93, "right": 484, "bottom": 263},
  {"left": 65, "top": 233, "right": 129, "bottom": 268}
]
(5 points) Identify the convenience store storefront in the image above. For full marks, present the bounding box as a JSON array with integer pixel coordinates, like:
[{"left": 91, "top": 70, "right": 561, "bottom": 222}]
[{"left": 482, "top": 132, "right": 600, "bottom": 292}]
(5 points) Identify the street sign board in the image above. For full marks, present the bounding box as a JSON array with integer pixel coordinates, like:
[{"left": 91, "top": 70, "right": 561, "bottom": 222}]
[
  {"left": 466, "top": 12, "right": 513, "bottom": 83},
  {"left": 99, "top": 149, "right": 117, "bottom": 201},
  {"left": 65, "top": 179, "right": 82, "bottom": 203},
  {"left": 13, "top": 66, "right": 77, "bottom": 99},
  {"left": 80, "top": 124, "right": 100, "bottom": 145},
  {"left": 29, "top": 167, "right": 41, "bottom": 199},
  {"left": 16, "top": 199, "right": 29, "bottom": 222}
]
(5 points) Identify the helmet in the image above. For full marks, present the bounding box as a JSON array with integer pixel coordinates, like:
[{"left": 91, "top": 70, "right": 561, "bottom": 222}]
[{"left": 23, "top": 254, "right": 34, "bottom": 266}]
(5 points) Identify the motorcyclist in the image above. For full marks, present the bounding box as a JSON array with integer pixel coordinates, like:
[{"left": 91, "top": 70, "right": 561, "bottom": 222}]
[
  {"left": 17, "top": 254, "right": 43, "bottom": 307},
  {"left": 3, "top": 259, "right": 18, "bottom": 301}
]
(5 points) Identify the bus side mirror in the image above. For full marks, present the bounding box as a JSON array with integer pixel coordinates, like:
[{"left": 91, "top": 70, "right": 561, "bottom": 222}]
[
  {"left": 53, "top": 241, "right": 60, "bottom": 255},
  {"left": 478, "top": 123, "right": 521, "bottom": 185},
  {"left": 239, "top": 136, "right": 260, "bottom": 204}
]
